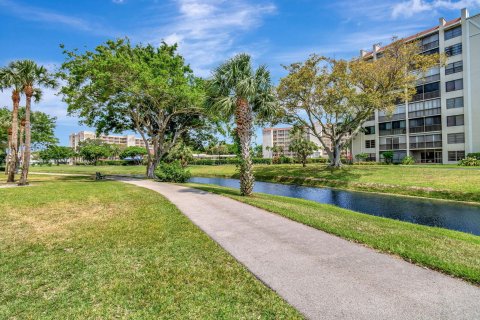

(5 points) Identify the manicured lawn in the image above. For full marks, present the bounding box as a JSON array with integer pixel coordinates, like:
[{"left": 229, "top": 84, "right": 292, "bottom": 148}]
[
  {"left": 31, "top": 164, "right": 146, "bottom": 176},
  {"left": 0, "top": 175, "right": 301, "bottom": 319},
  {"left": 188, "top": 164, "right": 480, "bottom": 202},
  {"left": 186, "top": 183, "right": 480, "bottom": 285}
]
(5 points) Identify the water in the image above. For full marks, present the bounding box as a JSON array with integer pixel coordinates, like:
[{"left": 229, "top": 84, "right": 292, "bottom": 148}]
[{"left": 189, "top": 177, "right": 480, "bottom": 236}]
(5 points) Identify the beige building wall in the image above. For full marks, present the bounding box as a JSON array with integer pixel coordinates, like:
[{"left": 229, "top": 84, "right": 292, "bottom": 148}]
[{"left": 69, "top": 131, "right": 150, "bottom": 151}]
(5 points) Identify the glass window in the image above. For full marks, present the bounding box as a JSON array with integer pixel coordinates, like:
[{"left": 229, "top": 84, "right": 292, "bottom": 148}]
[
  {"left": 447, "top": 114, "right": 464, "bottom": 126},
  {"left": 446, "top": 97, "right": 464, "bottom": 109},
  {"left": 424, "top": 82, "right": 439, "bottom": 93},
  {"left": 364, "top": 126, "right": 375, "bottom": 135},
  {"left": 444, "top": 26, "right": 462, "bottom": 41},
  {"left": 365, "top": 140, "right": 375, "bottom": 148},
  {"left": 447, "top": 133, "right": 465, "bottom": 144},
  {"left": 445, "top": 61, "right": 463, "bottom": 75},
  {"left": 445, "top": 43, "right": 462, "bottom": 57},
  {"left": 446, "top": 79, "right": 463, "bottom": 92},
  {"left": 448, "top": 151, "right": 465, "bottom": 161}
]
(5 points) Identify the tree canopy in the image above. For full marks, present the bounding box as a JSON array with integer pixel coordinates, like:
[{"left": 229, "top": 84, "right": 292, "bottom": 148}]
[
  {"left": 60, "top": 39, "right": 205, "bottom": 177},
  {"left": 278, "top": 38, "right": 442, "bottom": 167}
]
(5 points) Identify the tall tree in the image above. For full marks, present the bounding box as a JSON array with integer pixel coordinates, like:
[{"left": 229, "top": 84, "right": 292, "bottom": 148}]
[
  {"left": 288, "top": 126, "right": 318, "bottom": 167},
  {"left": 0, "top": 64, "right": 22, "bottom": 182},
  {"left": 278, "top": 39, "right": 441, "bottom": 167},
  {"left": 13, "top": 60, "right": 57, "bottom": 185},
  {"left": 206, "top": 54, "right": 276, "bottom": 196},
  {"left": 60, "top": 39, "right": 205, "bottom": 178}
]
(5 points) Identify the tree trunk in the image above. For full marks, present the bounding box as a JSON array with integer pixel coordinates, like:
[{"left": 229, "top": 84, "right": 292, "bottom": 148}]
[
  {"left": 7, "top": 91, "right": 20, "bottom": 183},
  {"left": 17, "top": 124, "right": 25, "bottom": 172},
  {"left": 329, "top": 143, "right": 343, "bottom": 168},
  {"left": 19, "top": 88, "right": 32, "bottom": 186},
  {"left": 235, "top": 98, "right": 254, "bottom": 196},
  {"left": 302, "top": 155, "right": 307, "bottom": 167},
  {"left": 146, "top": 159, "right": 156, "bottom": 179}
]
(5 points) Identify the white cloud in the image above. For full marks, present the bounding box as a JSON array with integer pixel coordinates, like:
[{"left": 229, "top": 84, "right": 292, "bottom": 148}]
[
  {"left": 142, "top": 0, "right": 276, "bottom": 76},
  {"left": 392, "top": 0, "right": 480, "bottom": 18},
  {"left": 112, "top": 0, "right": 125, "bottom": 3}
]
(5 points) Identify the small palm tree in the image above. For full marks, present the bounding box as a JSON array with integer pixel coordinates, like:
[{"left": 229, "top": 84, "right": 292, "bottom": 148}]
[
  {"left": 207, "top": 54, "right": 276, "bottom": 196},
  {"left": 13, "top": 60, "right": 57, "bottom": 186},
  {"left": 0, "top": 64, "right": 22, "bottom": 182}
]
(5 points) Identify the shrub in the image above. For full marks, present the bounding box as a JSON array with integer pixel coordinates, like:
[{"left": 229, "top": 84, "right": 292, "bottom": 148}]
[
  {"left": 458, "top": 157, "right": 480, "bottom": 167},
  {"left": 355, "top": 153, "right": 369, "bottom": 162},
  {"left": 155, "top": 161, "right": 192, "bottom": 183},
  {"left": 352, "top": 161, "right": 380, "bottom": 166},
  {"left": 402, "top": 155, "right": 416, "bottom": 165},
  {"left": 381, "top": 151, "right": 394, "bottom": 164},
  {"left": 95, "top": 160, "right": 135, "bottom": 166},
  {"left": 307, "top": 158, "right": 328, "bottom": 164},
  {"left": 467, "top": 153, "right": 480, "bottom": 160}
]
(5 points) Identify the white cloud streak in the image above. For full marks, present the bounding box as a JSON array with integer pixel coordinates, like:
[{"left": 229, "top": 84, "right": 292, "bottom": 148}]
[
  {"left": 392, "top": 0, "right": 480, "bottom": 18},
  {"left": 143, "top": 0, "right": 276, "bottom": 76}
]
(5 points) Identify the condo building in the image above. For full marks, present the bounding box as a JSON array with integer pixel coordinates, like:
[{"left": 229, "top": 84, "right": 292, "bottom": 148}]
[
  {"left": 262, "top": 124, "right": 350, "bottom": 159},
  {"left": 352, "top": 8, "right": 480, "bottom": 164},
  {"left": 69, "top": 131, "right": 149, "bottom": 151}
]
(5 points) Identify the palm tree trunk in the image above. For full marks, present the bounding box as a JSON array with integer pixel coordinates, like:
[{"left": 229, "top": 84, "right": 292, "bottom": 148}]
[
  {"left": 235, "top": 98, "right": 254, "bottom": 196},
  {"left": 7, "top": 91, "right": 20, "bottom": 183},
  {"left": 19, "top": 90, "right": 32, "bottom": 186},
  {"left": 18, "top": 124, "right": 25, "bottom": 171}
]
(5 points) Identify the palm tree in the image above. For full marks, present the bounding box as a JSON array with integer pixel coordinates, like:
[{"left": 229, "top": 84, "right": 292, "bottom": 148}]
[
  {"left": 0, "top": 64, "right": 22, "bottom": 182},
  {"left": 206, "top": 54, "right": 276, "bottom": 196},
  {"left": 13, "top": 60, "right": 57, "bottom": 186}
]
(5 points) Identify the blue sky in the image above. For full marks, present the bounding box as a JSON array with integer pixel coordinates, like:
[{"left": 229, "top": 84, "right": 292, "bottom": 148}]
[{"left": 1, "top": 0, "right": 479, "bottom": 146}]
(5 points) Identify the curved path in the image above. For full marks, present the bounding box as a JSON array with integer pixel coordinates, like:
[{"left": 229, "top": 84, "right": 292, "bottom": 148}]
[{"left": 120, "top": 178, "right": 480, "bottom": 320}]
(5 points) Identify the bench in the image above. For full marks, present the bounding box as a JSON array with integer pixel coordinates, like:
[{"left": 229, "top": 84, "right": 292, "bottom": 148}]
[{"left": 95, "top": 172, "right": 107, "bottom": 180}]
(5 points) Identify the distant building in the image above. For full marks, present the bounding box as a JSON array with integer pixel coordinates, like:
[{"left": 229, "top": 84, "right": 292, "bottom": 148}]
[
  {"left": 262, "top": 124, "right": 349, "bottom": 159},
  {"left": 352, "top": 8, "right": 480, "bottom": 163},
  {"left": 69, "top": 131, "right": 149, "bottom": 151}
]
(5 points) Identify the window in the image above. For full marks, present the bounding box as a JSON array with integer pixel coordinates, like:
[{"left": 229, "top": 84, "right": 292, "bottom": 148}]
[
  {"left": 445, "top": 61, "right": 463, "bottom": 75},
  {"left": 364, "top": 126, "right": 375, "bottom": 135},
  {"left": 379, "top": 122, "right": 391, "bottom": 130},
  {"left": 444, "top": 26, "right": 462, "bottom": 40},
  {"left": 446, "top": 97, "right": 464, "bottom": 109},
  {"left": 446, "top": 79, "right": 463, "bottom": 92},
  {"left": 447, "top": 114, "right": 464, "bottom": 126},
  {"left": 421, "top": 33, "right": 439, "bottom": 51},
  {"left": 392, "top": 120, "right": 406, "bottom": 129},
  {"left": 365, "top": 140, "right": 375, "bottom": 148},
  {"left": 448, "top": 151, "right": 465, "bottom": 161},
  {"left": 424, "top": 82, "right": 440, "bottom": 93},
  {"left": 445, "top": 43, "right": 462, "bottom": 56},
  {"left": 447, "top": 133, "right": 465, "bottom": 144}
]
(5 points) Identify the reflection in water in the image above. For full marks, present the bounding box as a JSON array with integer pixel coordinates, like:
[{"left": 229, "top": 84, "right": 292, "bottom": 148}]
[{"left": 189, "top": 177, "right": 480, "bottom": 236}]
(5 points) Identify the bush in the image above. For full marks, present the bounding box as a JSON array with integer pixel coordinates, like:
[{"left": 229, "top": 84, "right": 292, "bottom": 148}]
[
  {"left": 458, "top": 157, "right": 480, "bottom": 167},
  {"left": 467, "top": 153, "right": 480, "bottom": 160},
  {"left": 402, "top": 155, "right": 416, "bottom": 165},
  {"left": 155, "top": 161, "right": 192, "bottom": 183},
  {"left": 381, "top": 151, "right": 394, "bottom": 164},
  {"left": 307, "top": 158, "right": 328, "bottom": 164},
  {"left": 355, "top": 153, "right": 369, "bottom": 162},
  {"left": 352, "top": 161, "right": 381, "bottom": 166}
]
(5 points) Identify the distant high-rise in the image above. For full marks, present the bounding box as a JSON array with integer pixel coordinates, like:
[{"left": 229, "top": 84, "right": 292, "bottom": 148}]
[{"left": 69, "top": 131, "right": 150, "bottom": 151}]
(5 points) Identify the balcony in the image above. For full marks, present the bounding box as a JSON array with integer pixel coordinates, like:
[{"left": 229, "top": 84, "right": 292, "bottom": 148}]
[
  {"left": 412, "top": 90, "right": 440, "bottom": 102},
  {"left": 408, "top": 107, "right": 441, "bottom": 118},
  {"left": 416, "top": 74, "right": 440, "bottom": 85},
  {"left": 409, "top": 141, "right": 443, "bottom": 149},
  {"left": 379, "top": 128, "right": 407, "bottom": 136},
  {"left": 380, "top": 143, "right": 407, "bottom": 151},
  {"left": 378, "top": 113, "right": 406, "bottom": 122},
  {"left": 421, "top": 40, "right": 439, "bottom": 52},
  {"left": 409, "top": 124, "right": 442, "bottom": 133}
]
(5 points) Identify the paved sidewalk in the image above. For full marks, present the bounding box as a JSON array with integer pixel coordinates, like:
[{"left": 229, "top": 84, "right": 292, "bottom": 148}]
[{"left": 120, "top": 179, "right": 480, "bottom": 320}]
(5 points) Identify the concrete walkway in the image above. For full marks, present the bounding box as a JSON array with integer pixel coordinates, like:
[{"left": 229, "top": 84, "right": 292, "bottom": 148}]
[{"left": 120, "top": 179, "right": 480, "bottom": 320}]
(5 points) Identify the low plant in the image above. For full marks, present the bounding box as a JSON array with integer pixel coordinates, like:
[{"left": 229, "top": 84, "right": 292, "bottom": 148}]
[
  {"left": 355, "top": 153, "right": 369, "bottom": 162},
  {"left": 458, "top": 157, "right": 480, "bottom": 167},
  {"left": 155, "top": 161, "right": 192, "bottom": 182},
  {"left": 402, "top": 155, "right": 416, "bottom": 165},
  {"left": 467, "top": 153, "right": 480, "bottom": 160},
  {"left": 382, "top": 151, "right": 394, "bottom": 164}
]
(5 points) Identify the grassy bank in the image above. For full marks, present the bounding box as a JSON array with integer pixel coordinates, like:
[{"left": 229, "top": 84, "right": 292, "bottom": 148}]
[
  {"left": 188, "top": 164, "right": 480, "bottom": 202},
  {"left": 0, "top": 175, "right": 301, "bottom": 319},
  {"left": 31, "top": 164, "right": 146, "bottom": 176},
  {"left": 186, "top": 183, "right": 480, "bottom": 285}
]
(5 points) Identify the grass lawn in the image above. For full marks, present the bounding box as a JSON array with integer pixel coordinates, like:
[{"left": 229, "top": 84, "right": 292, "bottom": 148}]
[
  {"left": 0, "top": 175, "right": 301, "bottom": 319},
  {"left": 31, "top": 164, "right": 146, "bottom": 176},
  {"left": 186, "top": 183, "right": 480, "bottom": 285},
  {"left": 188, "top": 164, "right": 480, "bottom": 202}
]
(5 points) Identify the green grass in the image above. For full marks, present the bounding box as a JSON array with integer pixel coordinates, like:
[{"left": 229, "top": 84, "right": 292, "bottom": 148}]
[
  {"left": 31, "top": 164, "right": 146, "bottom": 176},
  {"left": 0, "top": 175, "right": 301, "bottom": 319},
  {"left": 188, "top": 164, "right": 480, "bottom": 202},
  {"left": 186, "top": 183, "right": 480, "bottom": 285}
]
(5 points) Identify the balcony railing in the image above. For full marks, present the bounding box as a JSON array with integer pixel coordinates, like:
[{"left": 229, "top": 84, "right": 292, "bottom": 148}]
[
  {"left": 416, "top": 74, "right": 440, "bottom": 85},
  {"left": 409, "top": 124, "right": 442, "bottom": 133},
  {"left": 408, "top": 107, "right": 441, "bottom": 118},
  {"left": 378, "top": 113, "right": 406, "bottom": 122},
  {"left": 409, "top": 141, "right": 443, "bottom": 149},
  {"left": 379, "top": 143, "right": 407, "bottom": 151},
  {"left": 412, "top": 90, "right": 440, "bottom": 102},
  {"left": 379, "top": 128, "right": 407, "bottom": 136},
  {"left": 421, "top": 40, "right": 439, "bottom": 52}
]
